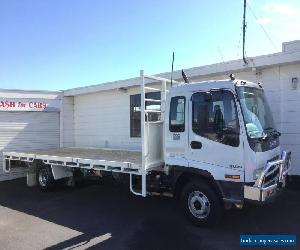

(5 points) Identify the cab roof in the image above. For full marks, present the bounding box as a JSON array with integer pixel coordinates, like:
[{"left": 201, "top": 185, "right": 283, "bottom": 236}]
[{"left": 170, "top": 79, "right": 262, "bottom": 95}]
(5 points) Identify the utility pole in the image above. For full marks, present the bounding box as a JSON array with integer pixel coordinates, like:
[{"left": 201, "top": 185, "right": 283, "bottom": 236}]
[{"left": 242, "top": 0, "right": 248, "bottom": 65}]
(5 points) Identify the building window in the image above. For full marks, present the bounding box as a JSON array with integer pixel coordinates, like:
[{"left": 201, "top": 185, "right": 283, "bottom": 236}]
[
  {"left": 192, "top": 90, "right": 240, "bottom": 147},
  {"left": 130, "top": 92, "right": 161, "bottom": 137},
  {"left": 130, "top": 94, "right": 141, "bottom": 137},
  {"left": 169, "top": 96, "right": 185, "bottom": 132}
]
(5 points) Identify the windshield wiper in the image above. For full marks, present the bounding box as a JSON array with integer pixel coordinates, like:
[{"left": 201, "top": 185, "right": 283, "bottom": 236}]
[
  {"left": 263, "top": 127, "right": 281, "bottom": 138},
  {"left": 264, "top": 127, "right": 273, "bottom": 131},
  {"left": 253, "top": 130, "right": 281, "bottom": 142},
  {"left": 255, "top": 134, "right": 268, "bottom": 141}
]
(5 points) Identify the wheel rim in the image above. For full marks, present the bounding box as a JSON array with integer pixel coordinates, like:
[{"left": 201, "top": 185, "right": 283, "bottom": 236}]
[
  {"left": 188, "top": 190, "right": 211, "bottom": 219},
  {"left": 38, "top": 169, "right": 48, "bottom": 187}
]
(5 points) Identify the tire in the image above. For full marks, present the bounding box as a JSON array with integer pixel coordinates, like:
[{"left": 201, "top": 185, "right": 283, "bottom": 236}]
[
  {"left": 180, "top": 179, "right": 223, "bottom": 227},
  {"left": 36, "top": 165, "right": 55, "bottom": 191}
]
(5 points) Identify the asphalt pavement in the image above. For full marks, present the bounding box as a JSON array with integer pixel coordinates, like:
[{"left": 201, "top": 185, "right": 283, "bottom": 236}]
[{"left": 0, "top": 178, "right": 299, "bottom": 250}]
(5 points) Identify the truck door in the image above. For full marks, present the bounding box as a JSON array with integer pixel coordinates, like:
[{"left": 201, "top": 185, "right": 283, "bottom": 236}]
[
  {"left": 165, "top": 95, "right": 189, "bottom": 167},
  {"left": 188, "top": 89, "right": 244, "bottom": 180}
]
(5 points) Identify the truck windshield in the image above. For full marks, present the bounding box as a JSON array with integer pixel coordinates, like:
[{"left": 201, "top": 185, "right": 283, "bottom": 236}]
[{"left": 237, "top": 86, "right": 276, "bottom": 138}]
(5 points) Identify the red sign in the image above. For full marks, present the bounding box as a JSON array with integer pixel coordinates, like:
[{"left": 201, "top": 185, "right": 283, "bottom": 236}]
[
  {"left": 0, "top": 101, "right": 47, "bottom": 109},
  {"left": 0, "top": 98, "right": 60, "bottom": 112}
]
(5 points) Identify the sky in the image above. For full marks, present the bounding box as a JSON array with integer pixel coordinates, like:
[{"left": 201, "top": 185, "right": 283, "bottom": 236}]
[{"left": 0, "top": 0, "right": 300, "bottom": 91}]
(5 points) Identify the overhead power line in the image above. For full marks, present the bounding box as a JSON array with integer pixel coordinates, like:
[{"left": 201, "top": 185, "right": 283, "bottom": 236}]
[
  {"left": 246, "top": 2, "right": 279, "bottom": 53},
  {"left": 217, "top": 46, "right": 225, "bottom": 63},
  {"left": 236, "top": 27, "right": 243, "bottom": 58}
]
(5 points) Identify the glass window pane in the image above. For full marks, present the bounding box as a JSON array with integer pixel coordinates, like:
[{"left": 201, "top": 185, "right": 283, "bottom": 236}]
[
  {"left": 170, "top": 96, "right": 185, "bottom": 132},
  {"left": 192, "top": 91, "right": 239, "bottom": 147},
  {"left": 237, "top": 86, "right": 275, "bottom": 138}
]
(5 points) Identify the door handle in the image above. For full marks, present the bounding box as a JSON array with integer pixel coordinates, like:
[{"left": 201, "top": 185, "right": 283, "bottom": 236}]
[{"left": 190, "top": 141, "right": 202, "bottom": 149}]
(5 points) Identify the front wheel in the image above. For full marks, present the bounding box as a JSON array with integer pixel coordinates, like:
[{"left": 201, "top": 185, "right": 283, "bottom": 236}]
[
  {"left": 36, "top": 165, "right": 55, "bottom": 191},
  {"left": 180, "top": 179, "right": 223, "bottom": 226}
]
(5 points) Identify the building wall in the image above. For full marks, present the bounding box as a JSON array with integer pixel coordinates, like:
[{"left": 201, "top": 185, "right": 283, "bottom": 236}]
[
  {"left": 62, "top": 96, "right": 75, "bottom": 147},
  {"left": 279, "top": 64, "right": 300, "bottom": 175},
  {"left": 73, "top": 87, "right": 141, "bottom": 150}
]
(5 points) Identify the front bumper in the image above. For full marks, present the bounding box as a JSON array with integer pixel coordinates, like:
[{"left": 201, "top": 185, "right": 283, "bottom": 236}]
[{"left": 244, "top": 151, "right": 291, "bottom": 203}]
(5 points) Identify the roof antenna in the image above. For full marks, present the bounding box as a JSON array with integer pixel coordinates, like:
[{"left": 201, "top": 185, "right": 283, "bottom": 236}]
[
  {"left": 182, "top": 69, "right": 189, "bottom": 83},
  {"left": 170, "top": 52, "right": 174, "bottom": 87},
  {"left": 242, "top": 0, "right": 248, "bottom": 65}
]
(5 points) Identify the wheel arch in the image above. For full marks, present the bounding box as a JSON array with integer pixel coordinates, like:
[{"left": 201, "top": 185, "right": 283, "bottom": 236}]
[
  {"left": 172, "top": 166, "right": 224, "bottom": 201},
  {"left": 34, "top": 161, "right": 73, "bottom": 180}
]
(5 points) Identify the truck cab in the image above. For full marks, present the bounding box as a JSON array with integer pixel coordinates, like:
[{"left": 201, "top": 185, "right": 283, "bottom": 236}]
[{"left": 164, "top": 78, "right": 291, "bottom": 225}]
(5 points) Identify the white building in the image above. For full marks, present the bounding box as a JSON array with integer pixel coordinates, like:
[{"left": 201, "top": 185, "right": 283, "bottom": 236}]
[
  {"left": 0, "top": 90, "right": 62, "bottom": 181},
  {"left": 1, "top": 40, "right": 300, "bottom": 181}
]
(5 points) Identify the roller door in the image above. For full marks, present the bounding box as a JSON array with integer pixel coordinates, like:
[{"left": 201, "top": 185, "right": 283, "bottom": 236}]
[{"left": 0, "top": 112, "right": 60, "bottom": 180}]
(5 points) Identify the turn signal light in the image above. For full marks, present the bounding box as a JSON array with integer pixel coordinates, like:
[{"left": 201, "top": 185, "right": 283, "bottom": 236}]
[{"left": 225, "top": 174, "right": 240, "bottom": 180}]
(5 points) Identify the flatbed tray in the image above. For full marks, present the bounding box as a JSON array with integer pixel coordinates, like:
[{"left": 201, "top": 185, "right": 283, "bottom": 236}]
[{"left": 3, "top": 147, "right": 143, "bottom": 174}]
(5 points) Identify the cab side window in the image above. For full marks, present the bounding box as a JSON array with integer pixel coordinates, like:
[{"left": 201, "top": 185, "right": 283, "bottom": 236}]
[
  {"left": 169, "top": 96, "right": 185, "bottom": 132},
  {"left": 192, "top": 91, "right": 240, "bottom": 147}
]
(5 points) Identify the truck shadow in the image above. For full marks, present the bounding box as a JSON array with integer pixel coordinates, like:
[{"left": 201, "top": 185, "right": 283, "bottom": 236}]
[{"left": 0, "top": 178, "right": 299, "bottom": 250}]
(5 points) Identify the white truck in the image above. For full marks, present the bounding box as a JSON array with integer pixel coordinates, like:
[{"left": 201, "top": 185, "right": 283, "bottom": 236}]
[{"left": 3, "top": 70, "right": 291, "bottom": 226}]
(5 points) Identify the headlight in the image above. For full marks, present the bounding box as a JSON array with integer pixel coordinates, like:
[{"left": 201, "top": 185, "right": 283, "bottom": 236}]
[{"left": 253, "top": 168, "right": 263, "bottom": 180}]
